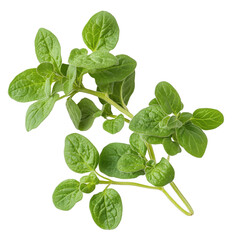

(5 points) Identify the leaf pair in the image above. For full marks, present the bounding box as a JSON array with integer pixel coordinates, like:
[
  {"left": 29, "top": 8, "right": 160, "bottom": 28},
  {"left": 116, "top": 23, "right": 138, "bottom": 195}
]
[{"left": 66, "top": 98, "right": 102, "bottom": 131}]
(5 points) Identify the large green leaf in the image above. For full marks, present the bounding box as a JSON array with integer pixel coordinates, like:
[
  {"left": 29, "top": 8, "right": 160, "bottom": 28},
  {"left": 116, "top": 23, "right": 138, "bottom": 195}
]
[
  {"left": 99, "top": 143, "right": 144, "bottom": 179},
  {"left": 52, "top": 179, "right": 83, "bottom": 211},
  {"left": 66, "top": 98, "right": 81, "bottom": 129},
  {"left": 25, "top": 94, "right": 59, "bottom": 131},
  {"left": 129, "top": 105, "right": 174, "bottom": 137},
  {"left": 89, "top": 189, "right": 122, "bottom": 230},
  {"left": 8, "top": 69, "right": 47, "bottom": 102},
  {"left": 69, "top": 50, "right": 118, "bottom": 70},
  {"left": 176, "top": 122, "right": 208, "bottom": 158},
  {"left": 78, "top": 98, "right": 102, "bottom": 131},
  {"left": 155, "top": 81, "right": 183, "bottom": 115},
  {"left": 82, "top": 11, "right": 119, "bottom": 52},
  {"left": 64, "top": 133, "right": 99, "bottom": 173},
  {"left": 90, "top": 55, "right": 137, "bottom": 85},
  {"left": 35, "top": 28, "right": 62, "bottom": 71},
  {"left": 129, "top": 133, "right": 147, "bottom": 157},
  {"left": 145, "top": 158, "right": 175, "bottom": 186},
  {"left": 103, "top": 114, "right": 124, "bottom": 134},
  {"left": 117, "top": 154, "right": 146, "bottom": 173},
  {"left": 191, "top": 108, "right": 224, "bottom": 130}
]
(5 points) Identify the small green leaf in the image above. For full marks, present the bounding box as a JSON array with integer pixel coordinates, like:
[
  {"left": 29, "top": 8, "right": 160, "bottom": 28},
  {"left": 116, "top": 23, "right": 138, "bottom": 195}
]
[
  {"left": 159, "top": 116, "right": 182, "bottom": 129},
  {"left": 52, "top": 179, "right": 83, "bottom": 211},
  {"left": 64, "top": 133, "right": 99, "bottom": 173},
  {"left": 129, "top": 105, "right": 174, "bottom": 137},
  {"left": 101, "top": 103, "right": 113, "bottom": 118},
  {"left": 52, "top": 81, "right": 63, "bottom": 94},
  {"left": 8, "top": 69, "right": 48, "bottom": 102},
  {"left": 90, "top": 55, "right": 137, "bottom": 85},
  {"left": 176, "top": 122, "right": 208, "bottom": 158},
  {"left": 82, "top": 11, "right": 119, "bottom": 52},
  {"left": 99, "top": 143, "right": 144, "bottom": 179},
  {"left": 191, "top": 108, "right": 224, "bottom": 130},
  {"left": 25, "top": 94, "right": 59, "bottom": 131},
  {"left": 145, "top": 158, "right": 175, "bottom": 186},
  {"left": 78, "top": 98, "right": 102, "bottom": 131},
  {"left": 63, "top": 65, "right": 77, "bottom": 94},
  {"left": 129, "top": 133, "right": 147, "bottom": 157},
  {"left": 149, "top": 98, "right": 159, "bottom": 106},
  {"left": 69, "top": 50, "right": 118, "bottom": 70},
  {"left": 162, "top": 138, "right": 181, "bottom": 156},
  {"left": 117, "top": 154, "right": 146, "bottom": 173},
  {"left": 178, "top": 112, "right": 193, "bottom": 124},
  {"left": 103, "top": 71, "right": 135, "bottom": 108},
  {"left": 89, "top": 189, "right": 122, "bottom": 230},
  {"left": 155, "top": 81, "right": 183, "bottom": 115},
  {"left": 66, "top": 98, "right": 81, "bottom": 129},
  {"left": 103, "top": 114, "right": 124, "bottom": 134},
  {"left": 61, "top": 63, "right": 70, "bottom": 76},
  {"left": 35, "top": 28, "right": 62, "bottom": 71},
  {"left": 80, "top": 172, "right": 99, "bottom": 194},
  {"left": 37, "top": 62, "right": 54, "bottom": 77}
]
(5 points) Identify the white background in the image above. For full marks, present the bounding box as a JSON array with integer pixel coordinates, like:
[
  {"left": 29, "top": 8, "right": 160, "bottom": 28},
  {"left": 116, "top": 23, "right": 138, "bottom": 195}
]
[{"left": 1, "top": 0, "right": 239, "bottom": 239}]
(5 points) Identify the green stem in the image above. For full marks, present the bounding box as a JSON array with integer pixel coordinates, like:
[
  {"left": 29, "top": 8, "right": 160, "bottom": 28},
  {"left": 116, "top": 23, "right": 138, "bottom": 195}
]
[
  {"left": 146, "top": 143, "right": 156, "bottom": 162},
  {"left": 99, "top": 180, "right": 193, "bottom": 216},
  {"left": 109, "top": 114, "right": 130, "bottom": 123},
  {"left": 99, "top": 180, "right": 162, "bottom": 190},
  {"left": 170, "top": 182, "right": 194, "bottom": 215},
  {"left": 77, "top": 87, "right": 134, "bottom": 119},
  {"left": 161, "top": 188, "right": 193, "bottom": 216}
]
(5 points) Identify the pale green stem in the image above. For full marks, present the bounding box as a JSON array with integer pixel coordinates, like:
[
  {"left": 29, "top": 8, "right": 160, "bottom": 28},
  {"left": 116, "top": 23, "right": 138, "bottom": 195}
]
[
  {"left": 77, "top": 87, "right": 134, "bottom": 119},
  {"left": 99, "top": 180, "right": 193, "bottom": 216},
  {"left": 146, "top": 143, "right": 156, "bottom": 162},
  {"left": 109, "top": 114, "right": 130, "bottom": 123}
]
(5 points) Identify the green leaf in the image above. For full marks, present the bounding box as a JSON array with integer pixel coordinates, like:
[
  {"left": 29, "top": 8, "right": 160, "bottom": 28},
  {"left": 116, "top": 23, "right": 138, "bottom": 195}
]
[
  {"left": 69, "top": 50, "right": 118, "bottom": 70},
  {"left": 52, "top": 81, "right": 63, "bottom": 94},
  {"left": 52, "top": 179, "right": 83, "bottom": 211},
  {"left": 90, "top": 55, "right": 137, "bottom": 85},
  {"left": 78, "top": 98, "right": 102, "bottom": 131},
  {"left": 141, "top": 135, "right": 165, "bottom": 145},
  {"left": 64, "top": 133, "right": 99, "bottom": 173},
  {"left": 63, "top": 65, "right": 77, "bottom": 94},
  {"left": 89, "top": 189, "right": 122, "bottom": 230},
  {"left": 37, "top": 62, "right": 54, "bottom": 77},
  {"left": 8, "top": 69, "right": 48, "bottom": 102},
  {"left": 178, "top": 112, "right": 193, "bottom": 124},
  {"left": 82, "top": 11, "right": 119, "bottom": 52},
  {"left": 191, "top": 108, "right": 224, "bottom": 130},
  {"left": 117, "top": 154, "right": 145, "bottom": 173},
  {"left": 162, "top": 138, "right": 181, "bottom": 156},
  {"left": 155, "top": 81, "right": 183, "bottom": 115},
  {"left": 35, "top": 28, "right": 62, "bottom": 71},
  {"left": 66, "top": 98, "right": 81, "bottom": 129},
  {"left": 106, "top": 71, "right": 135, "bottom": 107},
  {"left": 159, "top": 116, "right": 182, "bottom": 129},
  {"left": 176, "top": 122, "right": 208, "bottom": 158},
  {"left": 25, "top": 94, "right": 59, "bottom": 131},
  {"left": 80, "top": 172, "right": 99, "bottom": 193},
  {"left": 99, "top": 143, "right": 144, "bottom": 179},
  {"left": 103, "top": 114, "right": 124, "bottom": 134},
  {"left": 129, "top": 133, "right": 147, "bottom": 157},
  {"left": 149, "top": 98, "right": 159, "bottom": 106},
  {"left": 101, "top": 103, "right": 113, "bottom": 118},
  {"left": 61, "top": 63, "right": 70, "bottom": 76},
  {"left": 145, "top": 158, "right": 175, "bottom": 186},
  {"left": 129, "top": 105, "right": 174, "bottom": 137}
]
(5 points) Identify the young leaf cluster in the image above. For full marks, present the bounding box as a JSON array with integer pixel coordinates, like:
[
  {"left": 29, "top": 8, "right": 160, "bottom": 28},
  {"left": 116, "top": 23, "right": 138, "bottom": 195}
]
[{"left": 8, "top": 11, "right": 224, "bottom": 230}]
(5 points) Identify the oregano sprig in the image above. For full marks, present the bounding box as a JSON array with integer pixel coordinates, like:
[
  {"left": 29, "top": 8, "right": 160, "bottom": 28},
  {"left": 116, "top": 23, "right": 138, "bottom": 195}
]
[{"left": 8, "top": 11, "right": 224, "bottom": 230}]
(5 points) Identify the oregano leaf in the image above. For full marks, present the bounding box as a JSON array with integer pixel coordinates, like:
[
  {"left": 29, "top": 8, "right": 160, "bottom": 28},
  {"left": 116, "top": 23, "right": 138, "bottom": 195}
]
[
  {"left": 66, "top": 98, "right": 81, "bottom": 129},
  {"left": 52, "top": 179, "right": 83, "bottom": 211},
  {"left": 103, "top": 114, "right": 124, "bottom": 134},
  {"left": 89, "top": 188, "right": 122, "bottom": 230}
]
